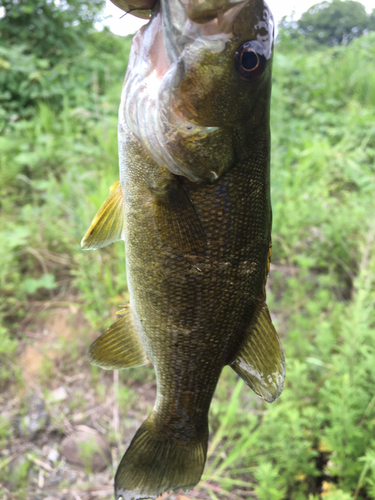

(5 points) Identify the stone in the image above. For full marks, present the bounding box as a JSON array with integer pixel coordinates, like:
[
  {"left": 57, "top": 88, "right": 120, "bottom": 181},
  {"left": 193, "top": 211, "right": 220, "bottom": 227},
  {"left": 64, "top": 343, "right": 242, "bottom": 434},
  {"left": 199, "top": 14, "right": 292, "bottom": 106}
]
[
  {"left": 13, "top": 395, "right": 48, "bottom": 438},
  {"left": 47, "top": 448, "right": 60, "bottom": 462},
  {"left": 48, "top": 386, "right": 68, "bottom": 402},
  {"left": 61, "top": 425, "right": 111, "bottom": 473}
]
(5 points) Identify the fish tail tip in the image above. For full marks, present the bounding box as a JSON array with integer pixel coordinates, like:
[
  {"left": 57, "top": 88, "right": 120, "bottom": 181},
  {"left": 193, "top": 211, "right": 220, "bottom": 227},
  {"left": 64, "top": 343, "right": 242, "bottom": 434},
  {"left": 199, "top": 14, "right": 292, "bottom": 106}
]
[{"left": 115, "top": 416, "right": 208, "bottom": 499}]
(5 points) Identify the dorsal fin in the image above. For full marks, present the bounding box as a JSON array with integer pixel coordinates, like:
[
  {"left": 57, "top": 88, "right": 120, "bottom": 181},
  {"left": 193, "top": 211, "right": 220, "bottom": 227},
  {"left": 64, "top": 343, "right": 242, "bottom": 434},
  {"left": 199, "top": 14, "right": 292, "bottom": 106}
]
[
  {"left": 89, "top": 305, "right": 149, "bottom": 370},
  {"left": 81, "top": 180, "right": 124, "bottom": 250},
  {"left": 230, "top": 304, "right": 285, "bottom": 403}
]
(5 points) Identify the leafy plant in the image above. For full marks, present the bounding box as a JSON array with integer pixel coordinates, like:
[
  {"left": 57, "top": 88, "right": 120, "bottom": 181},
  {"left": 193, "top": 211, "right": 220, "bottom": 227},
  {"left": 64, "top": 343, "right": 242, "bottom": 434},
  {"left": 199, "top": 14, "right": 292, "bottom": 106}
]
[
  {"left": 0, "top": 0, "right": 105, "bottom": 62},
  {"left": 0, "top": 18, "right": 375, "bottom": 500}
]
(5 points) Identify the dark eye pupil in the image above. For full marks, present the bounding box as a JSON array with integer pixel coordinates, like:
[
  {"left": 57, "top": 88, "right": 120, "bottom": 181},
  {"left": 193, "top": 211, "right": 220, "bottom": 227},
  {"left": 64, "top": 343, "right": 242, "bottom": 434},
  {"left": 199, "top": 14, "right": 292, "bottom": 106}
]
[
  {"left": 241, "top": 50, "right": 259, "bottom": 71},
  {"left": 235, "top": 41, "right": 267, "bottom": 81}
]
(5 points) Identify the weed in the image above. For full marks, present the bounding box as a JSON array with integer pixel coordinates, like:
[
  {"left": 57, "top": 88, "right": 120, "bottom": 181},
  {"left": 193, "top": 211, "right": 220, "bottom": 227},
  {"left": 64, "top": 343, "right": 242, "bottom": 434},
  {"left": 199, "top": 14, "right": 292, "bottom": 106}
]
[{"left": 1, "top": 26, "right": 374, "bottom": 500}]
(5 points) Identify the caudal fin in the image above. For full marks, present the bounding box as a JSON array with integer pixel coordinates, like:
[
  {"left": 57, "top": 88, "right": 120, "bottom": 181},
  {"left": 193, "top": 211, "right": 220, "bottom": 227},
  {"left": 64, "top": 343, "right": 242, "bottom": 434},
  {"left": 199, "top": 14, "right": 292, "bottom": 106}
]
[{"left": 115, "top": 416, "right": 208, "bottom": 500}]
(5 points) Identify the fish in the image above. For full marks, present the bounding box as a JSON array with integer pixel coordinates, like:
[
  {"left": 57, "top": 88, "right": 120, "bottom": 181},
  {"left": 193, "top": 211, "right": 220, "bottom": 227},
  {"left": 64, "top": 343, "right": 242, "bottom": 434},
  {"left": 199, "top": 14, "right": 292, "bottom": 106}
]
[{"left": 81, "top": 0, "right": 285, "bottom": 498}]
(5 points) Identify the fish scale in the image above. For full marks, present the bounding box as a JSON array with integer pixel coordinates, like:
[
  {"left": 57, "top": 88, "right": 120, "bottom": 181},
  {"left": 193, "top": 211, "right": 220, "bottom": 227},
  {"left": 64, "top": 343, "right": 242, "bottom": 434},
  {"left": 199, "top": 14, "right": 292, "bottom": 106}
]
[
  {"left": 81, "top": 0, "right": 285, "bottom": 498},
  {"left": 123, "top": 126, "right": 264, "bottom": 416}
]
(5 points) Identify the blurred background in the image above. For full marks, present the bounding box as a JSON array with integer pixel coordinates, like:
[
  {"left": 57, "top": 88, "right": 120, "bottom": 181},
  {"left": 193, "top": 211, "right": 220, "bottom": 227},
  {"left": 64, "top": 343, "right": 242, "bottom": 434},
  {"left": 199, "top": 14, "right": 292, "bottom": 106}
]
[{"left": 0, "top": 0, "right": 375, "bottom": 499}]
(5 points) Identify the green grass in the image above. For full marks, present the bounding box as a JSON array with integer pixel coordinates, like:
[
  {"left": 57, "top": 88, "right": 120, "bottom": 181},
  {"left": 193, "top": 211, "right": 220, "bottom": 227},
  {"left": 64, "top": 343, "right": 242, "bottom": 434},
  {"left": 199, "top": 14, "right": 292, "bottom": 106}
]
[{"left": 1, "top": 29, "right": 375, "bottom": 499}]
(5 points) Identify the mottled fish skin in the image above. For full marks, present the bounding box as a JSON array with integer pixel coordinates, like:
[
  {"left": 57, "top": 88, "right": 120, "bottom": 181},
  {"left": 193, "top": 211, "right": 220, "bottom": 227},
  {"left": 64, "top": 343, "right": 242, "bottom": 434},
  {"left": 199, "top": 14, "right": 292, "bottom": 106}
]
[
  {"left": 120, "top": 115, "right": 271, "bottom": 421},
  {"left": 82, "top": 0, "right": 284, "bottom": 498}
]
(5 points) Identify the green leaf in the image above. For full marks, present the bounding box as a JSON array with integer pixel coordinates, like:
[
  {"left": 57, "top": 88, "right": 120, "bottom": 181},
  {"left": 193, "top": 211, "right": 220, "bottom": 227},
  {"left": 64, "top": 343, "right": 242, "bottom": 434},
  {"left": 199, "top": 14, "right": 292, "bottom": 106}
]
[{"left": 23, "top": 274, "right": 57, "bottom": 294}]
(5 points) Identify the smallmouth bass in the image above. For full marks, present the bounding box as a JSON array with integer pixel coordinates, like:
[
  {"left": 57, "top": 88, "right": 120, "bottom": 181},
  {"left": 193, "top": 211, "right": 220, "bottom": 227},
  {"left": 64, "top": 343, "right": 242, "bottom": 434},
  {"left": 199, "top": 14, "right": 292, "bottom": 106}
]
[{"left": 81, "top": 1, "right": 285, "bottom": 499}]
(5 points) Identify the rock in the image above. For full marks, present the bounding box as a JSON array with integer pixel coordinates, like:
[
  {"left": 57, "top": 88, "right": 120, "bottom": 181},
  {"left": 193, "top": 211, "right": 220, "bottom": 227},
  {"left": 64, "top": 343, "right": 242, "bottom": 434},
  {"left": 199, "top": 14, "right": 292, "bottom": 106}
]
[
  {"left": 47, "top": 448, "right": 60, "bottom": 462},
  {"left": 66, "top": 472, "right": 78, "bottom": 484},
  {"left": 13, "top": 395, "right": 48, "bottom": 438},
  {"left": 48, "top": 386, "right": 68, "bottom": 402},
  {"left": 61, "top": 425, "right": 111, "bottom": 473},
  {"left": 49, "top": 472, "right": 63, "bottom": 485}
]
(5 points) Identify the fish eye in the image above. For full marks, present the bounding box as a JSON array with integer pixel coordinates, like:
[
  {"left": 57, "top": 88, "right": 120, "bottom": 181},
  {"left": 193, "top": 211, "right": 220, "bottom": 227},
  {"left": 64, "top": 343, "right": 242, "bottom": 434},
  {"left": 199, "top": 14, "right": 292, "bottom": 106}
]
[{"left": 235, "top": 41, "right": 267, "bottom": 80}]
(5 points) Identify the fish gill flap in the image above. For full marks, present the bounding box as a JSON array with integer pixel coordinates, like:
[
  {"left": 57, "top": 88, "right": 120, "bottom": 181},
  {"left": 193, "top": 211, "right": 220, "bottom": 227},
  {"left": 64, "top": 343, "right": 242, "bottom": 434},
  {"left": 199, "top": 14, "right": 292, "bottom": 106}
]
[
  {"left": 230, "top": 304, "right": 285, "bottom": 403},
  {"left": 88, "top": 305, "right": 149, "bottom": 370},
  {"left": 81, "top": 180, "right": 124, "bottom": 251},
  {"left": 151, "top": 175, "right": 207, "bottom": 255}
]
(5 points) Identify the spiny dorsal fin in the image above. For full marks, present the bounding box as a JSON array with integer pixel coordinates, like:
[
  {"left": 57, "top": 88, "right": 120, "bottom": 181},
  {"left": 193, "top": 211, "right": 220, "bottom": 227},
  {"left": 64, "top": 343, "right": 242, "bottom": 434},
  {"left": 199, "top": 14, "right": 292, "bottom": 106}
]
[
  {"left": 230, "top": 304, "right": 285, "bottom": 403},
  {"left": 81, "top": 180, "right": 124, "bottom": 250},
  {"left": 88, "top": 305, "right": 148, "bottom": 370}
]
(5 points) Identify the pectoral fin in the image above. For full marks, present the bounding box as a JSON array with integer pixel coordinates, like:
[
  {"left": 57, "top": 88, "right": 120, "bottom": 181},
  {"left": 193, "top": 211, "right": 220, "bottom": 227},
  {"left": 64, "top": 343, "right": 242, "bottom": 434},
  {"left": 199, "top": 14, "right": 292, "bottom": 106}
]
[
  {"left": 89, "top": 305, "right": 148, "bottom": 369},
  {"left": 81, "top": 180, "right": 124, "bottom": 250},
  {"left": 230, "top": 304, "right": 285, "bottom": 403},
  {"left": 152, "top": 176, "right": 206, "bottom": 255}
]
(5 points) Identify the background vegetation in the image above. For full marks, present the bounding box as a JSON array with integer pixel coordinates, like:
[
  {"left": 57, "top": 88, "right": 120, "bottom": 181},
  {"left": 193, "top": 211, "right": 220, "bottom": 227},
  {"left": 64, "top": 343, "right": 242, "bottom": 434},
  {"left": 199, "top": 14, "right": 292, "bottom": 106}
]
[
  {"left": 279, "top": 0, "right": 375, "bottom": 46},
  {"left": 1, "top": 1, "right": 375, "bottom": 499}
]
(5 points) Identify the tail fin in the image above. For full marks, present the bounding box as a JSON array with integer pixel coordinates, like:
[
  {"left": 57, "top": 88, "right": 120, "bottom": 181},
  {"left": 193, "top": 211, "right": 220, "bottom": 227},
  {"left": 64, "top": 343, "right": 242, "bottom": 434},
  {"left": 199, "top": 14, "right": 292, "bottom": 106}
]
[{"left": 115, "top": 416, "right": 208, "bottom": 500}]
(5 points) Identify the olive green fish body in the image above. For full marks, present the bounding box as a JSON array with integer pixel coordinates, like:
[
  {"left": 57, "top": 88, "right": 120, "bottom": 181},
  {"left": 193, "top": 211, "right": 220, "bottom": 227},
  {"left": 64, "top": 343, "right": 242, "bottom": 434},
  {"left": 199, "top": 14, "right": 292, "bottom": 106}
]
[
  {"left": 81, "top": 1, "right": 284, "bottom": 498},
  {"left": 123, "top": 124, "right": 270, "bottom": 407}
]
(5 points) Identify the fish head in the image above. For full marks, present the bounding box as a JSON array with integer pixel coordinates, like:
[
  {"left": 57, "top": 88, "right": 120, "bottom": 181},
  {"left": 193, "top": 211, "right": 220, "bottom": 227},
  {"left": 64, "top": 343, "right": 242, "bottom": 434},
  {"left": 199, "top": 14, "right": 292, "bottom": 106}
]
[{"left": 120, "top": 0, "right": 274, "bottom": 183}]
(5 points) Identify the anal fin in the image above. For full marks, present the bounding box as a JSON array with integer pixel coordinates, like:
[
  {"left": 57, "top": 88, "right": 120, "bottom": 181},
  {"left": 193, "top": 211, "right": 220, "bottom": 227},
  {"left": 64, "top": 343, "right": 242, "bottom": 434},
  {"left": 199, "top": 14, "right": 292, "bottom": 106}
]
[
  {"left": 89, "top": 305, "right": 148, "bottom": 370},
  {"left": 230, "top": 304, "right": 285, "bottom": 403},
  {"left": 81, "top": 180, "right": 124, "bottom": 250}
]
